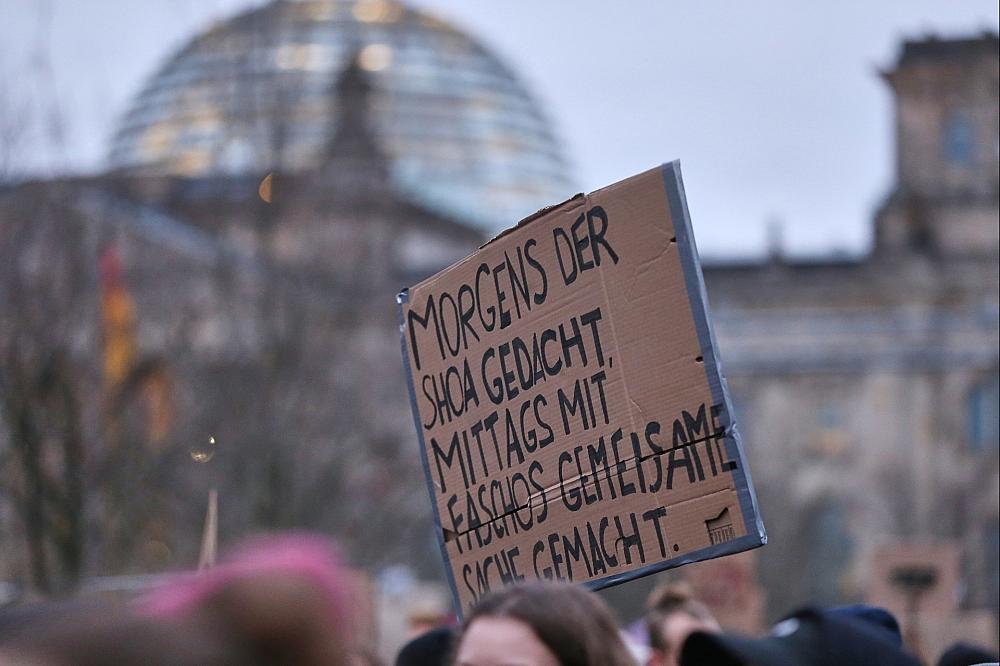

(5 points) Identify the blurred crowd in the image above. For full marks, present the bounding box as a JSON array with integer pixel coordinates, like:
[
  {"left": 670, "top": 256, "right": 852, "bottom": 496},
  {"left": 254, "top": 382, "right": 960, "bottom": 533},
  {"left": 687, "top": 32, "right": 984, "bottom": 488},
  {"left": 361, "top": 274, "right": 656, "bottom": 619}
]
[{"left": 0, "top": 533, "right": 995, "bottom": 666}]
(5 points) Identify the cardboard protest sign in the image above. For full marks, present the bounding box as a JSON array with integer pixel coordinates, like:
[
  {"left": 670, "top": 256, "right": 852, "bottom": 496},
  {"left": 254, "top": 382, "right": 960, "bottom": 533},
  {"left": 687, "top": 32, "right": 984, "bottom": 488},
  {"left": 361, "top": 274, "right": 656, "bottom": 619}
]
[{"left": 398, "top": 163, "right": 765, "bottom": 615}]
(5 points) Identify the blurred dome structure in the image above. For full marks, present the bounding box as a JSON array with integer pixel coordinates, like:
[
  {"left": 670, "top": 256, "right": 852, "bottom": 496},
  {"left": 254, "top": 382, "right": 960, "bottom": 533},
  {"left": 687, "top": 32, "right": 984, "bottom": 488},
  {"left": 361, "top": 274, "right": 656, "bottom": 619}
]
[{"left": 108, "top": 0, "right": 573, "bottom": 230}]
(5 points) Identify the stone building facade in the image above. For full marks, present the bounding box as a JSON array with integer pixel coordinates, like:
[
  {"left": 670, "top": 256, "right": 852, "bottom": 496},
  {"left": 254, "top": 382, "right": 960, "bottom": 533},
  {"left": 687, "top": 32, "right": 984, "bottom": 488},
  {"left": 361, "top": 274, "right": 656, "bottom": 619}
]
[{"left": 701, "top": 33, "right": 999, "bottom": 651}]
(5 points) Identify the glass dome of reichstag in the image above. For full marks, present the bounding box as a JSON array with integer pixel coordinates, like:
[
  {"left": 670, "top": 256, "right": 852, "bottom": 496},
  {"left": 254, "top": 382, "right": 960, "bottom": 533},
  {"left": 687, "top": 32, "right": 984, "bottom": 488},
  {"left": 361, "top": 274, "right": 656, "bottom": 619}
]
[{"left": 108, "top": 0, "right": 573, "bottom": 230}]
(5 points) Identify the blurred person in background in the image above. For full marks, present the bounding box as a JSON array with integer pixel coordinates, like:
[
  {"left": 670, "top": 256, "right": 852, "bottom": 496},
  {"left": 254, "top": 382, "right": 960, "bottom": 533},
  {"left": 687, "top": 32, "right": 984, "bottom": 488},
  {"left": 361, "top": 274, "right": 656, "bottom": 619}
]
[
  {"left": 0, "top": 533, "right": 356, "bottom": 666},
  {"left": 451, "top": 581, "right": 636, "bottom": 666},
  {"left": 0, "top": 600, "right": 233, "bottom": 666},
  {"left": 680, "top": 605, "right": 920, "bottom": 666},
  {"left": 645, "top": 582, "right": 720, "bottom": 666},
  {"left": 142, "top": 532, "right": 354, "bottom": 666},
  {"left": 936, "top": 642, "right": 999, "bottom": 666}
]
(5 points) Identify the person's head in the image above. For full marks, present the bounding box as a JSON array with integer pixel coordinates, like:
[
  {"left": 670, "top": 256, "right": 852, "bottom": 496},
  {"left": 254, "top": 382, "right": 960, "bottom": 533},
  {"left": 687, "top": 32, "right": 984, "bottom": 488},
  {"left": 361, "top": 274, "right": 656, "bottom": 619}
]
[
  {"left": 142, "top": 532, "right": 355, "bottom": 666},
  {"left": 452, "top": 582, "right": 635, "bottom": 666},
  {"left": 645, "top": 582, "right": 719, "bottom": 666},
  {"left": 680, "top": 606, "right": 921, "bottom": 666},
  {"left": 936, "top": 642, "right": 998, "bottom": 666}
]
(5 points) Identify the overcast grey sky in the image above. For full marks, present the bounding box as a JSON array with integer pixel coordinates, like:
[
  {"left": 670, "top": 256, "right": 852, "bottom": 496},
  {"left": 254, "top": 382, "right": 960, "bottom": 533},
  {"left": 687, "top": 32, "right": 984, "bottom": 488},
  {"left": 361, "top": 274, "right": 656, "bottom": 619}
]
[{"left": 1, "top": 0, "right": 997, "bottom": 257}]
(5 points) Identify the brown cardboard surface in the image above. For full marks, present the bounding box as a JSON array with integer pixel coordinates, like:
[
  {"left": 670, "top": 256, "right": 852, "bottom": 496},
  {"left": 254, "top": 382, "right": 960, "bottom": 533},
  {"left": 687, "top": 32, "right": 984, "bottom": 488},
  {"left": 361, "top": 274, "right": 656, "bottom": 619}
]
[{"left": 399, "top": 163, "right": 764, "bottom": 614}]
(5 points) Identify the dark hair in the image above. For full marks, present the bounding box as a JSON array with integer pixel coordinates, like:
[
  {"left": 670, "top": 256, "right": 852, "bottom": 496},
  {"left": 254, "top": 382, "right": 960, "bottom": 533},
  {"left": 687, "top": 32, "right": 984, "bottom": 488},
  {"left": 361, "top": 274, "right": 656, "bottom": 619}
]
[
  {"left": 645, "top": 582, "right": 715, "bottom": 653},
  {"left": 396, "top": 627, "right": 452, "bottom": 666},
  {"left": 455, "top": 582, "right": 634, "bottom": 666},
  {"left": 937, "top": 642, "right": 998, "bottom": 666}
]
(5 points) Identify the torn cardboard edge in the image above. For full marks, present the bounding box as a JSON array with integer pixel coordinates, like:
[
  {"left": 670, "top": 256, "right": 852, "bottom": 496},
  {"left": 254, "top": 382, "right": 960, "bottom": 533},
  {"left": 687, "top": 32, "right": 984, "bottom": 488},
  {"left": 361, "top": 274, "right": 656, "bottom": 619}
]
[
  {"left": 397, "top": 162, "right": 766, "bottom": 618},
  {"left": 479, "top": 193, "right": 586, "bottom": 250}
]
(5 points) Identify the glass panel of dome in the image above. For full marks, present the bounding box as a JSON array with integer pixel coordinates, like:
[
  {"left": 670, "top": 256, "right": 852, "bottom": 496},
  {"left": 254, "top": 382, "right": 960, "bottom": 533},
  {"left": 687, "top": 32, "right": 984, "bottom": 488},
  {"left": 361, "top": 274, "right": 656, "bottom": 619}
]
[{"left": 109, "top": 0, "right": 572, "bottom": 230}]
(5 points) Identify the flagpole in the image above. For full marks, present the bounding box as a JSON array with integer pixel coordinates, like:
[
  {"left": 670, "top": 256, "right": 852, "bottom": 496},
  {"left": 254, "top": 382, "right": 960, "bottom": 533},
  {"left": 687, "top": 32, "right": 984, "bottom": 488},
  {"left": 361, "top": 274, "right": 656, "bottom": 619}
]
[{"left": 197, "top": 488, "right": 218, "bottom": 571}]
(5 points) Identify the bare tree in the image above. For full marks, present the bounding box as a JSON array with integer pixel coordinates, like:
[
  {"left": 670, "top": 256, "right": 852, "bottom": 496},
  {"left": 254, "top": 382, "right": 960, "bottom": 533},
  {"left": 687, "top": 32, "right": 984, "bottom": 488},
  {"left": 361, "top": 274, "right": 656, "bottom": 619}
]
[{"left": 0, "top": 188, "right": 93, "bottom": 592}]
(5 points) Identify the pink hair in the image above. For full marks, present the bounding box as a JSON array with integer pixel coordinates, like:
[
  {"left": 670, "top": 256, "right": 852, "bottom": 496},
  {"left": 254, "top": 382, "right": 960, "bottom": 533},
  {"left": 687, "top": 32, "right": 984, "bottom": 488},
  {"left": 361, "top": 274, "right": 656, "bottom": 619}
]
[{"left": 141, "top": 533, "right": 352, "bottom": 629}]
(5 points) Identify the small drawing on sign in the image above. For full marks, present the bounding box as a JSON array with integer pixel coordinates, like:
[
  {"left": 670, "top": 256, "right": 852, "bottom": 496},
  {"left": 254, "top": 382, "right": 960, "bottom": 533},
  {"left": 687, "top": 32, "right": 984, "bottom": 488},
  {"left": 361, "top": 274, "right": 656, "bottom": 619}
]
[{"left": 706, "top": 507, "right": 735, "bottom": 545}]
